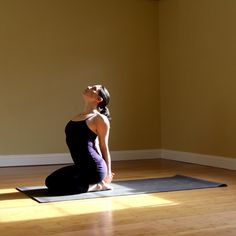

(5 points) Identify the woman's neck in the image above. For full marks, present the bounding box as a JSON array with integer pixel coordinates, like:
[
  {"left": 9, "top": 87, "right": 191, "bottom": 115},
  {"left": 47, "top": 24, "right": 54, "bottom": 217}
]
[{"left": 81, "top": 104, "right": 98, "bottom": 115}]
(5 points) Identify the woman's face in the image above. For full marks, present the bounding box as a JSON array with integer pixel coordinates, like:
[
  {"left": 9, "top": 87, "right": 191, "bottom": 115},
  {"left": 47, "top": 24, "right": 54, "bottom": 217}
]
[{"left": 83, "top": 85, "right": 102, "bottom": 102}]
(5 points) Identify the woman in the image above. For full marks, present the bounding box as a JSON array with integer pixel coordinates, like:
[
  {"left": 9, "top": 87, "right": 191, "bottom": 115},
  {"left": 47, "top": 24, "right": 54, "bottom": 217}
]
[{"left": 45, "top": 84, "right": 114, "bottom": 195}]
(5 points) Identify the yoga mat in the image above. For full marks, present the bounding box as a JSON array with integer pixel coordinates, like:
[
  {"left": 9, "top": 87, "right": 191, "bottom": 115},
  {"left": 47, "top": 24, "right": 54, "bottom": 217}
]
[{"left": 16, "top": 175, "right": 227, "bottom": 203}]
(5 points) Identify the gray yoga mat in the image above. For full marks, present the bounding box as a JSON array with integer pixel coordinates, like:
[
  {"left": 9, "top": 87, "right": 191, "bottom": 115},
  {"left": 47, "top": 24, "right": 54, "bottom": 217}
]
[{"left": 16, "top": 175, "right": 226, "bottom": 203}]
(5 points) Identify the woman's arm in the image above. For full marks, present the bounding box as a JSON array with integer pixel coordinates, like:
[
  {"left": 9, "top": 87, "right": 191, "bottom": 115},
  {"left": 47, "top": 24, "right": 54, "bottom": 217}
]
[{"left": 96, "top": 115, "right": 113, "bottom": 183}]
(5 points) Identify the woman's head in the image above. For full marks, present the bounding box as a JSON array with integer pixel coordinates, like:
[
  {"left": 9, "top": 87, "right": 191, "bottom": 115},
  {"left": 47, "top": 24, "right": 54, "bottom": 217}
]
[{"left": 83, "top": 84, "right": 111, "bottom": 120}]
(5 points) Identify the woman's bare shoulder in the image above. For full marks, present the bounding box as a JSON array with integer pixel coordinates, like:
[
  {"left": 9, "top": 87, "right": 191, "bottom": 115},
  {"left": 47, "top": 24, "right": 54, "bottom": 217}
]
[{"left": 94, "top": 113, "right": 110, "bottom": 126}]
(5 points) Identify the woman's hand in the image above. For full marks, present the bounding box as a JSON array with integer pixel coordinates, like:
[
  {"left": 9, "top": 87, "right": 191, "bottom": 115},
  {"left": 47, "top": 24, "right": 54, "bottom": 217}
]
[{"left": 103, "top": 172, "right": 115, "bottom": 184}]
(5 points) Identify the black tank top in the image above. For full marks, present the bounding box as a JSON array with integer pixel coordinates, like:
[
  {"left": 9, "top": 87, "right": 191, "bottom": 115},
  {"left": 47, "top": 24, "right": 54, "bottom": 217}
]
[{"left": 65, "top": 119, "right": 106, "bottom": 174}]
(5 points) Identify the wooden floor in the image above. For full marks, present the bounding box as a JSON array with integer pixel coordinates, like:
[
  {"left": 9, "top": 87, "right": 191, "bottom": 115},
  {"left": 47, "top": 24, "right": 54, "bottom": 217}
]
[{"left": 1, "top": 159, "right": 236, "bottom": 236}]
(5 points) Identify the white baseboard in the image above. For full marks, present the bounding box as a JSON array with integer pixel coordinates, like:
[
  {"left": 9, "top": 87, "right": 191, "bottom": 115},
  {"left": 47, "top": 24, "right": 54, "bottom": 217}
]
[
  {"left": 111, "top": 149, "right": 161, "bottom": 161},
  {"left": 161, "top": 149, "right": 236, "bottom": 170},
  {"left": 1, "top": 149, "right": 236, "bottom": 170},
  {"left": 0, "top": 149, "right": 161, "bottom": 167},
  {"left": 0, "top": 153, "right": 73, "bottom": 167}
]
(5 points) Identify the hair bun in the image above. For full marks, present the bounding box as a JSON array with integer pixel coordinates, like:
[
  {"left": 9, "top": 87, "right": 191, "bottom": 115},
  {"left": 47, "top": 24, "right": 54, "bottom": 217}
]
[
  {"left": 97, "top": 85, "right": 111, "bottom": 120},
  {"left": 98, "top": 106, "right": 111, "bottom": 120}
]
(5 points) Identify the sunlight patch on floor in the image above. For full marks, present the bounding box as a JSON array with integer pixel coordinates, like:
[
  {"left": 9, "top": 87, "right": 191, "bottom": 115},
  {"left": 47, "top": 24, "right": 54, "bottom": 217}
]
[{"left": 0, "top": 194, "right": 179, "bottom": 223}]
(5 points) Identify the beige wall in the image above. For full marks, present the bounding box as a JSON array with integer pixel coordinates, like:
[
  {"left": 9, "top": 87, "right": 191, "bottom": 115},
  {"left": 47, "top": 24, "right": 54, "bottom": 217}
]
[
  {"left": 159, "top": 0, "right": 236, "bottom": 158},
  {"left": 0, "top": 0, "right": 160, "bottom": 154},
  {"left": 2, "top": 0, "right": 235, "bottom": 159}
]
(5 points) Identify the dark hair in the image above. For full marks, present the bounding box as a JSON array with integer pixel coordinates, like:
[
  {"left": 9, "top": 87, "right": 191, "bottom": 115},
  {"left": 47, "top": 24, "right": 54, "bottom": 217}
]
[{"left": 98, "top": 85, "right": 111, "bottom": 120}]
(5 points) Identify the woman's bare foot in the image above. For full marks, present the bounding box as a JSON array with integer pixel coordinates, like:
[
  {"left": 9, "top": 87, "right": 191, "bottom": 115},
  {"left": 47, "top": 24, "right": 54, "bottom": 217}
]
[
  {"left": 100, "top": 180, "right": 113, "bottom": 190},
  {"left": 88, "top": 181, "right": 112, "bottom": 192},
  {"left": 88, "top": 184, "right": 101, "bottom": 192}
]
